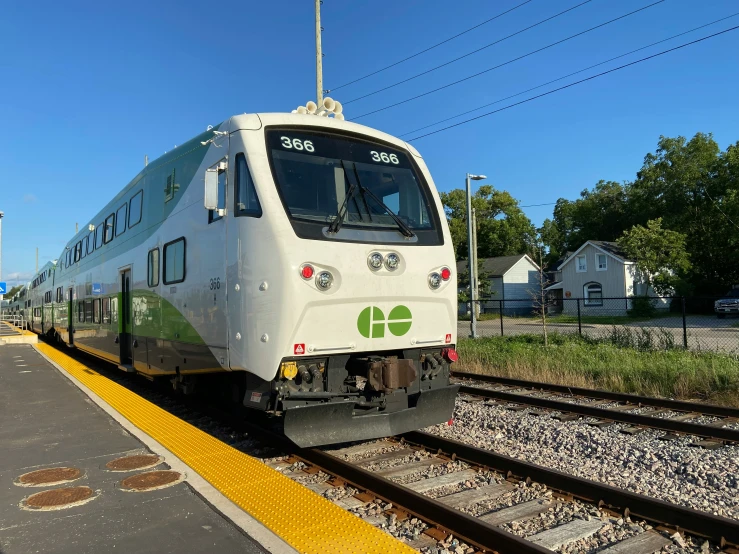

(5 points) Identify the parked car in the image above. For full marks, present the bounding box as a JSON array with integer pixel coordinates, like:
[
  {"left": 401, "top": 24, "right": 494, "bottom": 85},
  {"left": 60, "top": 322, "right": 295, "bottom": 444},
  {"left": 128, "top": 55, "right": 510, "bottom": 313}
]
[{"left": 714, "top": 289, "right": 739, "bottom": 318}]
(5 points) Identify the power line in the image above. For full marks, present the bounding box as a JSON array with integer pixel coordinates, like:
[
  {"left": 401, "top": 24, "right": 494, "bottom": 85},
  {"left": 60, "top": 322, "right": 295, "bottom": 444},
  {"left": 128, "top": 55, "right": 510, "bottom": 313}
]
[
  {"left": 344, "top": 0, "right": 595, "bottom": 105},
  {"left": 520, "top": 202, "right": 558, "bottom": 208},
  {"left": 399, "top": 12, "right": 739, "bottom": 137},
  {"left": 407, "top": 24, "right": 739, "bottom": 141},
  {"left": 705, "top": 189, "right": 739, "bottom": 232},
  {"left": 350, "top": 0, "right": 665, "bottom": 119},
  {"left": 328, "top": 0, "right": 534, "bottom": 92}
]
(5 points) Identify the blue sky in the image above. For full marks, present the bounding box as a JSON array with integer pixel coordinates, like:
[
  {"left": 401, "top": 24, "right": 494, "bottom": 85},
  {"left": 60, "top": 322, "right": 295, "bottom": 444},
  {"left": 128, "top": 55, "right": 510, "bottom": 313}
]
[{"left": 1, "top": 0, "right": 738, "bottom": 285}]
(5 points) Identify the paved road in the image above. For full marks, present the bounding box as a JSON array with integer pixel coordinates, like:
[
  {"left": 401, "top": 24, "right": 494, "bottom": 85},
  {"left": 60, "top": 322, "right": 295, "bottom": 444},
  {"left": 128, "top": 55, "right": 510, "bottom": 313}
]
[{"left": 458, "top": 315, "right": 739, "bottom": 354}]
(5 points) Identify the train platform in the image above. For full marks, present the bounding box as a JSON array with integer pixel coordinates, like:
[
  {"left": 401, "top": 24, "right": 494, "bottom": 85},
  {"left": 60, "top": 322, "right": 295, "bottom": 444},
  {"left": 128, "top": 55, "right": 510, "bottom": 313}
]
[
  {"left": 0, "top": 344, "right": 278, "bottom": 554},
  {"left": 1, "top": 343, "right": 410, "bottom": 554},
  {"left": 0, "top": 321, "right": 37, "bottom": 345}
]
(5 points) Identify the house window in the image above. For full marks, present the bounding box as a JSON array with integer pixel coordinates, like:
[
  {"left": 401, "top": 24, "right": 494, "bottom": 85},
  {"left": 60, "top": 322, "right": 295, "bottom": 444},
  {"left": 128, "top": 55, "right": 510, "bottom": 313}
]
[
  {"left": 147, "top": 248, "right": 160, "bottom": 287},
  {"left": 163, "top": 237, "right": 186, "bottom": 284},
  {"left": 596, "top": 254, "right": 607, "bottom": 271},
  {"left": 235, "top": 153, "right": 262, "bottom": 217},
  {"left": 576, "top": 255, "right": 587, "bottom": 273},
  {"left": 584, "top": 282, "right": 603, "bottom": 306}
]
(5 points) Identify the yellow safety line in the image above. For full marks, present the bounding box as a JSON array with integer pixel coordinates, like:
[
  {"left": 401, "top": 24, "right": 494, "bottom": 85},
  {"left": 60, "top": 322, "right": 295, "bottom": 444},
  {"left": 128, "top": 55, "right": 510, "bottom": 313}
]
[{"left": 36, "top": 343, "right": 413, "bottom": 554}]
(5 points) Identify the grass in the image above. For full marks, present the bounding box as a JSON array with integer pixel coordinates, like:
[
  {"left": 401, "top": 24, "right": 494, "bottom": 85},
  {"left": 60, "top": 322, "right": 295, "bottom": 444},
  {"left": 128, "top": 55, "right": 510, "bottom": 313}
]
[{"left": 456, "top": 333, "right": 739, "bottom": 407}]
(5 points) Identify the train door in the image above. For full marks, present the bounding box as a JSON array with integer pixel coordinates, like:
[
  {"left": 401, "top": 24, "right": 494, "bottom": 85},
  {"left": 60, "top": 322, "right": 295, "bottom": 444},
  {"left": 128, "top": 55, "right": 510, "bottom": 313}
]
[
  {"left": 119, "top": 269, "right": 133, "bottom": 367},
  {"left": 67, "top": 288, "right": 74, "bottom": 344}
]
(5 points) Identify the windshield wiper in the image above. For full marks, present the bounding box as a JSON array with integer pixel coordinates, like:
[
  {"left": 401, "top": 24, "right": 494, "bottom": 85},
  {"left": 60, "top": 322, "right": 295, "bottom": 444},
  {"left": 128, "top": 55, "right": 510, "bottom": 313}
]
[
  {"left": 327, "top": 161, "right": 359, "bottom": 234},
  {"left": 349, "top": 163, "right": 415, "bottom": 238}
]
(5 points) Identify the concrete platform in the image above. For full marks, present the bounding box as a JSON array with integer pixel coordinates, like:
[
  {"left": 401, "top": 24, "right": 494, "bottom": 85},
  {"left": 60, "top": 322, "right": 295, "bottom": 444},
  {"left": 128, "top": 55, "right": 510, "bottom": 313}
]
[
  {"left": 0, "top": 322, "right": 37, "bottom": 345},
  {"left": 0, "top": 345, "right": 275, "bottom": 554}
]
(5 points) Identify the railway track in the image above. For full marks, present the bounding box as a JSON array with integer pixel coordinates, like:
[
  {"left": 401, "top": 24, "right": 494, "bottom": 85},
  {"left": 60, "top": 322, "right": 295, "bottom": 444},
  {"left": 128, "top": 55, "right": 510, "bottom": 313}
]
[
  {"left": 42, "top": 343, "right": 739, "bottom": 553},
  {"left": 452, "top": 372, "right": 739, "bottom": 448}
]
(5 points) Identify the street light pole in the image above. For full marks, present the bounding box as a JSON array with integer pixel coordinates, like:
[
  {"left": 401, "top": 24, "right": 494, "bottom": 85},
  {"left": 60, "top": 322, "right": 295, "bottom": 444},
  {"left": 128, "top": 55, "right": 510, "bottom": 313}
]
[
  {"left": 465, "top": 174, "right": 486, "bottom": 338},
  {"left": 315, "top": 0, "right": 324, "bottom": 106}
]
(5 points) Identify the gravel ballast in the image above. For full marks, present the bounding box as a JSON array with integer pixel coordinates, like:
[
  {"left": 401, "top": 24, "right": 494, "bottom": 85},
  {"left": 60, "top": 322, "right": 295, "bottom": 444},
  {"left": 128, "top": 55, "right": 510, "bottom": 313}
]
[{"left": 427, "top": 398, "right": 739, "bottom": 521}]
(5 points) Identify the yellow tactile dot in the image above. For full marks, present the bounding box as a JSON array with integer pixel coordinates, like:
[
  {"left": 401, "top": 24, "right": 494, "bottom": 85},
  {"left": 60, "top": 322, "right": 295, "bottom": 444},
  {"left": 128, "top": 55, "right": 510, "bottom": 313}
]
[{"left": 35, "top": 344, "right": 412, "bottom": 553}]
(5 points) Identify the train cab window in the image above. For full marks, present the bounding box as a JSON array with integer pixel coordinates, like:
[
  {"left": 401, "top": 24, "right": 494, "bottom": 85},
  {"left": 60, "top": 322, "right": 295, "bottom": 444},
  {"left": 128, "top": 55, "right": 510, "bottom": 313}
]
[
  {"left": 235, "top": 154, "right": 262, "bottom": 217},
  {"left": 129, "top": 190, "right": 143, "bottom": 228},
  {"left": 115, "top": 204, "right": 127, "bottom": 236},
  {"left": 102, "top": 297, "right": 111, "bottom": 324},
  {"left": 104, "top": 214, "right": 115, "bottom": 243},
  {"left": 163, "top": 237, "right": 186, "bottom": 284},
  {"left": 147, "top": 248, "right": 160, "bottom": 287},
  {"left": 81, "top": 236, "right": 88, "bottom": 259},
  {"left": 95, "top": 223, "right": 104, "bottom": 249},
  {"left": 208, "top": 164, "right": 227, "bottom": 223},
  {"left": 87, "top": 231, "right": 95, "bottom": 255}
]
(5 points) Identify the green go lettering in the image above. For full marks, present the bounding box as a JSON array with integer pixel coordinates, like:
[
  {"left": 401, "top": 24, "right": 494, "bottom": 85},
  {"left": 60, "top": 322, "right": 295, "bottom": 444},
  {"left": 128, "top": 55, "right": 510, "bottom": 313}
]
[{"left": 357, "top": 305, "right": 412, "bottom": 338}]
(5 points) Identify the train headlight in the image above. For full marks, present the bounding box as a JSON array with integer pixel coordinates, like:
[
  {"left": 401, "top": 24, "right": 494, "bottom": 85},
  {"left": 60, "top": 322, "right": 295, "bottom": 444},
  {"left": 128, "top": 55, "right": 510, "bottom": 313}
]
[
  {"left": 368, "top": 252, "right": 384, "bottom": 270},
  {"left": 428, "top": 272, "right": 442, "bottom": 289},
  {"left": 316, "top": 271, "right": 334, "bottom": 290},
  {"left": 384, "top": 253, "right": 400, "bottom": 271}
]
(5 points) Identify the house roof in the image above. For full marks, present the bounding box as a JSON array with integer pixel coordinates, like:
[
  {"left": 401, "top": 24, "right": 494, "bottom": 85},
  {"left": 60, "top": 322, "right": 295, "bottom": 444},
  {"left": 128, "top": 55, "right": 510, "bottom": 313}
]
[
  {"left": 456, "top": 254, "right": 540, "bottom": 277},
  {"left": 558, "top": 240, "right": 632, "bottom": 270}
]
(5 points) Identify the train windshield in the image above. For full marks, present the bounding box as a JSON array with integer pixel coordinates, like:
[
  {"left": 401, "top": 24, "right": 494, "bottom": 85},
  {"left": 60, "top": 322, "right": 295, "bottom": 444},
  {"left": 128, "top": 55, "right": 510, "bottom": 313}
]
[{"left": 266, "top": 129, "right": 441, "bottom": 244}]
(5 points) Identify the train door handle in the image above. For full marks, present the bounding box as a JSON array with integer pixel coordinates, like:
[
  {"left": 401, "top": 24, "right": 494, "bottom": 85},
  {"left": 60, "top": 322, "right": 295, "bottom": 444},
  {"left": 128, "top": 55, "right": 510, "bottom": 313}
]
[
  {"left": 133, "top": 339, "right": 138, "bottom": 348},
  {"left": 115, "top": 336, "right": 119, "bottom": 344}
]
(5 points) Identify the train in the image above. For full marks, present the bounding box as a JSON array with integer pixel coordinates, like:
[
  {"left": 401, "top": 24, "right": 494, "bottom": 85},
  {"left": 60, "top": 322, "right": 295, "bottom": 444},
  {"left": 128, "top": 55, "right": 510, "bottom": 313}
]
[{"left": 7, "top": 99, "right": 460, "bottom": 447}]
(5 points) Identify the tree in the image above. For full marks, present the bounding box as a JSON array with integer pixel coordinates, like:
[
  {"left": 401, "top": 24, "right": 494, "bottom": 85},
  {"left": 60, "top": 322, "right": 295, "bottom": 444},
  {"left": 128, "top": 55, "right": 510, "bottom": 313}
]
[
  {"left": 439, "top": 185, "right": 537, "bottom": 260},
  {"left": 538, "top": 218, "right": 564, "bottom": 265},
  {"left": 616, "top": 218, "right": 692, "bottom": 296},
  {"left": 5, "top": 285, "right": 22, "bottom": 299},
  {"left": 527, "top": 246, "right": 555, "bottom": 347}
]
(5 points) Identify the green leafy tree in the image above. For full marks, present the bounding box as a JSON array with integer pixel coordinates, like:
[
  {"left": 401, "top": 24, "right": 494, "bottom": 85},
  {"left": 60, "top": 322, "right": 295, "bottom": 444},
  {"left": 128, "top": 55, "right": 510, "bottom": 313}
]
[
  {"left": 616, "top": 218, "right": 692, "bottom": 295},
  {"left": 439, "top": 185, "right": 537, "bottom": 260},
  {"left": 5, "top": 285, "right": 22, "bottom": 299}
]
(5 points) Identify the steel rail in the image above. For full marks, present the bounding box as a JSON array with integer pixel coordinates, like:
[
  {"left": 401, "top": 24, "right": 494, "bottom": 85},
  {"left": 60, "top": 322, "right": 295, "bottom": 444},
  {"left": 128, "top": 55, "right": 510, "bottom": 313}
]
[
  {"left": 404, "top": 431, "right": 739, "bottom": 547},
  {"left": 458, "top": 384, "right": 739, "bottom": 443},
  {"left": 452, "top": 371, "right": 739, "bottom": 418}
]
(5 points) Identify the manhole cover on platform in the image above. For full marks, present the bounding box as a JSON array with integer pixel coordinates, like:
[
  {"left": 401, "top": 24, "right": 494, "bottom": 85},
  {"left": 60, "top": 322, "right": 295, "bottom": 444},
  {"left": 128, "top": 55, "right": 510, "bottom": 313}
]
[
  {"left": 17, "top": 467, "right": 82, "bottom": 487},
  {"left": 120, "top": 470, "right": 182, "bottom": 492},
  {"left": 23, "top": 486, "right": 95, "bottom": 510},
  {"left": 106, "top": 454, "right": 163, "bottom": 472}
]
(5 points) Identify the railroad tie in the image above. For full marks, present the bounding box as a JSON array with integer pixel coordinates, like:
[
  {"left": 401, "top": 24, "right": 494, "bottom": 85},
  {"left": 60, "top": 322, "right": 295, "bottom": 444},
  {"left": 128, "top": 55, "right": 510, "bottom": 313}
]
[{"left": 528, "top": 518, "right": 604, "bottom": 550}]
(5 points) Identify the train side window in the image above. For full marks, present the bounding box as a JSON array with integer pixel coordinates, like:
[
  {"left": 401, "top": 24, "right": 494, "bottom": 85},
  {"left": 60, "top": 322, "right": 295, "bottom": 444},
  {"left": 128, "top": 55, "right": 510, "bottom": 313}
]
[
  {"left": 81, "top": 236, "right": 88, "bottom": 259},
  {"left": 87, "top": 231, "right": 95, "bottom": 254},
  {"left": 74, "top": 241, "right": 82, "bottom": 263},
  {"left": 235, "top": 153, "right": 262, "bottom": 217},
  {"left": 85, "top": 299, "right": 93, "bottom": 322},
  {"left": 102, "top": 297, "right": 111, "bottom": 324},
  {"left": 129, "top": 190, "right": 143, "bottom": 228},
  {"left": 95, "top": 223, "right": 104, "bottom": 248},
  {"left": 56, "top": 287, "right": 63, "bottom": 303},
  {"left": 104, "top": 213, "right": 115, "bottom": 243},
  {"left": 163, "top": 237, "right": 186, "bottom": 285},
  {"left": 115, "top": 204, "right": 127, "bottom": 236},
  {"left": 208, "top": 165, "right": 227, "bottom": 223},
  {"left": 147, "top": 248, "right": 160, "bottom": 287},
  {"left": 93, "top": 299, "right": 101, "bottom": 323},
  {"left": 78, "top": 302, "right": 84, "bottom": 323}
]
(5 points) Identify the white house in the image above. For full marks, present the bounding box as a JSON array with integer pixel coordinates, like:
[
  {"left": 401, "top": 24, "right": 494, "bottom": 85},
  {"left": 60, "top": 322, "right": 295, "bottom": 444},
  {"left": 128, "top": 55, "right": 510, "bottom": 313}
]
[
  {"left": 545, "top": 240, "right": 667, "bottom": 315},
  {"left": 457, "top": 254, "right": 541, "bottom": 315}
]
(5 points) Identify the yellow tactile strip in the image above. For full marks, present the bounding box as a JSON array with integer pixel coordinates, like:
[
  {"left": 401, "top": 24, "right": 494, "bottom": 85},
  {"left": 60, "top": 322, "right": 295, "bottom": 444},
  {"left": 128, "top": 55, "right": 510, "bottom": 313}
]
[{"left": 36, "top": 343, "right": 413, "bottom": 554}]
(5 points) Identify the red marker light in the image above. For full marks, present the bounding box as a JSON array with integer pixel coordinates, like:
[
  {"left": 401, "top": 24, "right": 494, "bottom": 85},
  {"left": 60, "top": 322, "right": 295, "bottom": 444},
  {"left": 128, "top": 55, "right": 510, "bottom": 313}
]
[
  {"left": 440, "top": 267, "right": 451, "bottom": 281},
  {"left": 301, "top": 265, "right": 314, "bottom": 279},
  {"left": 442, "top": 348, "right": 458, "bottom": 363},
  {"left": 294, "top": 344, "right": 305, "bottom": 355}
]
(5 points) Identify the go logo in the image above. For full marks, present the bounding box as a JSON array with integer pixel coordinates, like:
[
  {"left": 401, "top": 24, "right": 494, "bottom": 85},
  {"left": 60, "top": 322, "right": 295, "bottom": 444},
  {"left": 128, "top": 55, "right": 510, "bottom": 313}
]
[{"left": 357, "top": 305, "right": 412, "bottom": 338}]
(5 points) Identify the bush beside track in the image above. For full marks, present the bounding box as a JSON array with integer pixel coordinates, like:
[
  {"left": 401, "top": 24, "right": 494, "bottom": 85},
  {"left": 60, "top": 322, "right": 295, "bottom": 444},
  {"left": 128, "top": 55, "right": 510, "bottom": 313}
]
[{"left": 457, "top": 334, "right": 739, "bottom": 406}]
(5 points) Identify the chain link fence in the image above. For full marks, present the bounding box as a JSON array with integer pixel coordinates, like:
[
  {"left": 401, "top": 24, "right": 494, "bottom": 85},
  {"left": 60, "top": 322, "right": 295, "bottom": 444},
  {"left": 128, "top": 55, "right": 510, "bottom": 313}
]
[{"left": 458, "top": 296, "right": 739, "bottom": 354}]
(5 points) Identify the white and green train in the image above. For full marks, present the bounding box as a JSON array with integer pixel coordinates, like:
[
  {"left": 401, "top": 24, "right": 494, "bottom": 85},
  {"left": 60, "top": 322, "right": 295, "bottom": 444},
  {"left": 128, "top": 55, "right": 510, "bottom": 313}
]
[{"left": 16, "top": 108, "right": 460, "bottom": 446}]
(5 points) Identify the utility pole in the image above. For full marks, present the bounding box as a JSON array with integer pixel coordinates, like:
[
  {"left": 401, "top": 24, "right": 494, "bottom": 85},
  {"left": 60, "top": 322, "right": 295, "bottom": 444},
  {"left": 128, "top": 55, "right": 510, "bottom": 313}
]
[
  {"left": 472, "top": 208, "right": 479, "bottom": 315},
  {"left": 315, "top": 0, "right": 324, "bottom": 106},
  {"left": 36, "top": 247, "right": 38, "bottom": 274},
  {"left": 0, "top": 211, "right": 4, "bottom": 315},
  {"left": 75, "top": 222, "right": 78, "bottom": 234},
  {"left": 145, "top": 155, "right": 149, "bottom": 167},
  {"left": 465, "top": 173, "right": 486, "bottom": 338}
]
